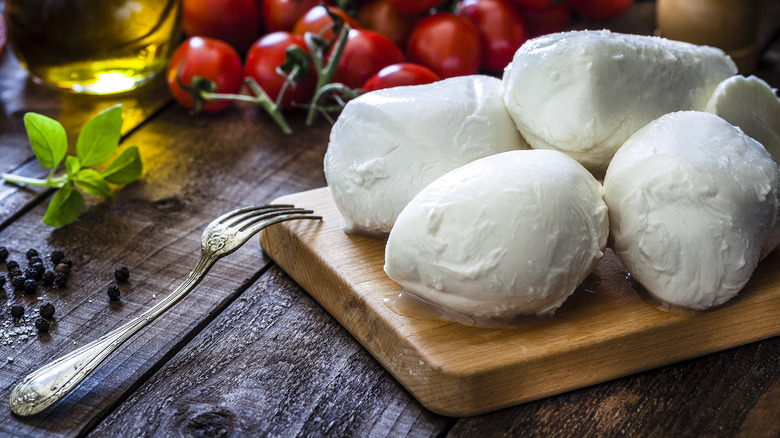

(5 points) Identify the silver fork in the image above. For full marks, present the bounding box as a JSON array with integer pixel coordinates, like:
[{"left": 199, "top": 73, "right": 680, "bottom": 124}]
[{"left": 9, "top": 204, "right": 320, "bottom": 416}]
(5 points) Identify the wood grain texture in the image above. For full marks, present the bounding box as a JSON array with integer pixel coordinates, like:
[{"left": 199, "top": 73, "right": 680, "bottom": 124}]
[
  {"left": 90, "top": 266, "right": 453, "bottom": 437},
  {"left": 259, "top": 188, "right": 780, "bottom": 417},
  {"left": 0, "top": 1, "right": 777, "bottom": 436},
  {"left": 0, "top": 103, "right": 331, "bottom": 436}
]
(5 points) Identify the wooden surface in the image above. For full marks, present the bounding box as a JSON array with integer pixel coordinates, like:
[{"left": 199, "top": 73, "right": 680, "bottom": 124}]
[
  {"left": 260, "top": 187, "right": 780, "bottom": 417},
  {"left": 0, "top": 1, "right": 777, "bottom": 436}
]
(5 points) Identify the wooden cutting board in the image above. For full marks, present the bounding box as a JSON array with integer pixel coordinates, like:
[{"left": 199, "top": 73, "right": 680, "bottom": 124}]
[{"left": 259, "top": 187, "right": 780, "bottom": 417}]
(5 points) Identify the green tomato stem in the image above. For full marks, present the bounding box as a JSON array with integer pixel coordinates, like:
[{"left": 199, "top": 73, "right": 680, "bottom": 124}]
[
  {"left": 205, "top": 83, "right": 293, "bottom": 135},
  {"left": 305, "top": 26, "right": 351, "bottom": 126},
  {"left": 242, "top": 78, "right": 293, "bottom": 135}
]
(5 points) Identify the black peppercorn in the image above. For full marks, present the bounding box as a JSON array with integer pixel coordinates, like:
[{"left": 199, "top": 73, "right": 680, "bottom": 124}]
[
  {"left": 107, "top": 284, "right": 121, "bottom": 300},
  {"left": 10, "top": 304, "right": 23, "bottom": 318},
  {"left": 25, "top": 265, "right": 45, "bottom": 280},
  {"left": 26, "top": 249, "right": 39, "bottom": 260},
  {"left": 8, "top": 267, "right": 22, "bottom": 278},
  {"left": 0, "top": 247, "right": 8, "bottom": 263},
  {"left": 34, "top": 317, "right": 50, "bottom": 332},
  {"left": 40, "top": 302, "right": 55, "bottom": 319},
  {"left": 61, "top": 258, "right": 73, "bottom": 267},
  {"left": 53, "top": 272, "right": 68, "bottom": 289},
  {"left": 50, "top": 250, "right": 65, "bottom": 265},
  {"left": 28, "top": 256, "right": 43, "bottom": 266},
  {"left": 0, "top": 275, "right": 5, "bottom": 288},
  {"left": 54, "top": 263, "right": 71, "bottom": 276},
  {"left": 42, "top": 271, "right": 55, "bottom": 286},
  {"left": 6, "top": 260, "right": 19, "bottom": 271},
  {"left": 11, "top": 275, "right": 25, "bottom": 289},
  {"left": 114, "top": 266, "right": 130, "bottom": 283},
  {"left": 23, "top": 278, "right": 38, "bottom": 294}
]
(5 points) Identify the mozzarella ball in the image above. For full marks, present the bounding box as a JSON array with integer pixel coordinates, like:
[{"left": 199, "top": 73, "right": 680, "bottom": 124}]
[
  {"left": 705, "top": 75, "right": 780, "bottom": 164},
  {"left": 324, "top": 75, "right": 527, "bottom": 237},
  {"left": 384, "top": 150, "right": 609, "bottom": 318},
  {"left": 604, "top": 111, "right": 780, "bottom": 310},
  {"left": 502, "top": 30, "right": 737, "bottom": 175}
]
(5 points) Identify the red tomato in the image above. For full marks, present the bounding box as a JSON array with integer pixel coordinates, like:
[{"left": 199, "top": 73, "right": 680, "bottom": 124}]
[
  {"left": 245, "top": 32, "right": 316, "bottom": 110},
  {"left": 461, "top": 0, "right": 528, "bottom": 71},
  {"left": 357, "top": 0, "right": 418, "bottom": 48},
  {"left": 333, "top": 29, "right": 406, "bottom": 89},
  {"left": 507, "top": 0, "right": 562, "bottom": 9},
  {"left": 167, "top": 37, "right": 244, "bottom": 112},
  {"left": 519, "top": 4, "right": 571, "bottom": 37},
  {"left": 182, "top": 0, "right": 262, "bottom": 53},
  {"left": 385, "top": 0, "right": 442, "bottom": 15},
  {"left": 568, "top": 0, "right": 633, "bottom": 20},
  {"left": 362, "top": 63, "right": 441, "bottom": 92},
  {"left": 406, "top": 13, "right": 481, "bottom": 79},
  {"left": 293, "top": 5, "right": 360, "bottom": 42},
  {"left": 262, "top": 0, "right": 319, "bottom": 32}
]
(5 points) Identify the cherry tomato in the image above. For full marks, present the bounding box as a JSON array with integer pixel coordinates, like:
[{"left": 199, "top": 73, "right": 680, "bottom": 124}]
[
  {"left": 519, "top": 4, "right": 571, "bottom": 37},
  {"left": 167, "top": 37, "right": 244, "bottom": 112},
  {"left": 293, "top": 5, "right": 360, "bottom": 42},
  {"left": 568, "top": 0, "right": 633, "bottom": 20},
  {"left": 385, "top": 0, "right": 442, "bottom": 15},
  {"left": 362, "top": 63, "right": 441, "bottom": 92},
  {"left": 406, "top": 13, "right": 481, "bottom": 79},
  {"left": 182, "top": 0, "right": 262, "bottom": 53},
  {"left": 262, "top": 0, "right": 320, "bottom": 33},
  {"left": 357, "top": 0, "right": 418, "bottom": 48},
  {"left": 507, "top": 0, "right": 562, "bottom": 9},
  {"left": 461, "top": 0, "right": 528, "bottom": 71},
  {"left": 245, "top": 32, "right": 316, "bottom": 110},
  {"left": 333, "top": 29, "right": 406, "bottom": 89}
]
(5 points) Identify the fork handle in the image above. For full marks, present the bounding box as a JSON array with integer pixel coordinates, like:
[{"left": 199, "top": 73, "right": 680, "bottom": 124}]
[{"left": 9, "top": 253, "right": 218, "bottom": 416}]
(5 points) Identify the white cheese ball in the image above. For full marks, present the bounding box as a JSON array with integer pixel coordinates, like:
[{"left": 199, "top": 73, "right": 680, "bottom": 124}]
[
  {"left": 384, "top": 150, "right": 609, "bottom": 318},
  {"left": 705, "top": 75, "right": 780, "bottom": 164},
  {"left": 502, "top": 30, "right": 737, "bottom": 175},
  {"left": 604, "top": 111, "right": 780, "bottom": 310},
  {"left": 324, "top": 75, "right": 527, "bottom": 237}
]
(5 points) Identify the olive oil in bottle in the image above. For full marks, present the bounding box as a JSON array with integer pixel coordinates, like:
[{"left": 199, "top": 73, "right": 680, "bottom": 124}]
[{"left": 5, "top": 0, "right": 182, "bottom": 94}]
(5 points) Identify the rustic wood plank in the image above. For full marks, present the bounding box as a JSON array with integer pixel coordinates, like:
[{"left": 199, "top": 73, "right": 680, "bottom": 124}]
[
  {"left": 89, "top": 266, "right": 453, "bottom": 437},
  {"left": 0, "top": 105, "right": 331, "bottom": 436},
  {"left": 448, "top": 337, "right": 780, "bottom": 436}
]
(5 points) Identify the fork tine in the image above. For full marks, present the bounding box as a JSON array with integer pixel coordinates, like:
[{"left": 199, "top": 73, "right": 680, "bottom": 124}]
[
  {"left": 240, "top": 211, "right": 321, "bottom": 235},
  {"left": 236, "top": 209, "right": 316, "bottom": 232},
  {"left": 225, "top": 207, "right": 309, "bottom": 229},
  {"left": 211, "top": 204, "right": 294, "bottom": 227}
]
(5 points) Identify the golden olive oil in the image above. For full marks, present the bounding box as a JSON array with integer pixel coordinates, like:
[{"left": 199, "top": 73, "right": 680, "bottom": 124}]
[{"left": 5, "top": 0, "right": 182, "bottom": 94}]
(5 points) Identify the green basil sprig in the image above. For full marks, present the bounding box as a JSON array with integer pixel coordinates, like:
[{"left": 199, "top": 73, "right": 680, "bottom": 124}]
[{"left": 2, "top": 104, "right": 142, "bottom": 227}]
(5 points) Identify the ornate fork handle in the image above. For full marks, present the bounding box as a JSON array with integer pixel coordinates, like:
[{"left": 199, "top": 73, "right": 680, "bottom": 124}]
[{"left": 9, "top": 250, "right": 219, "bottom": 417}]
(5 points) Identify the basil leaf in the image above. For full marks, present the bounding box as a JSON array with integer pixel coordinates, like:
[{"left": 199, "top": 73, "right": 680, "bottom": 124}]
[
  {"left": 76, "top": 104, "right": 123, "bottom": 168},
  {"left": 24, "top": 112, "right": 67, "bottom": 170},
  {"left": 102, "top": 146, "right": 142, "bottom": 185},
  {"left": 65, "top": 155, "right": 81, "bottom": 179},
  {"left": 74, "top": 168, "right": 111, "bottom": 197},
  {"left": 43, "top": 183, "right": 85, "bottom": 227}
]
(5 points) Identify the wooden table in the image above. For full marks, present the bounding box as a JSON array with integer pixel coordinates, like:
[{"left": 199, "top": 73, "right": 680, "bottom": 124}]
[{"left": 1, "top": 2, "right": 779, "bottom": 436}]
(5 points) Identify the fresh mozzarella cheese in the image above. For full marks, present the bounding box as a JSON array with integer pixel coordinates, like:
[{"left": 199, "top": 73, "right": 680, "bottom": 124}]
[
  {"left": 384, "top": 150, "right": 609, "bottom": 318},
  {"left": 324, "top": 75, "right": 527, "bottom": 237},
  {"left": 705, "top": 75, "right": 780, "bottom": 164},
  {"left": 502, "top": 30, "right": 737, "bottom": 175},
  {"left": 604, "top": 111, "right": 780, "bottom": 310}
]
